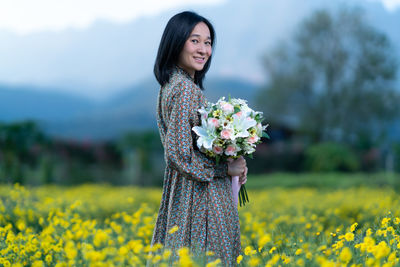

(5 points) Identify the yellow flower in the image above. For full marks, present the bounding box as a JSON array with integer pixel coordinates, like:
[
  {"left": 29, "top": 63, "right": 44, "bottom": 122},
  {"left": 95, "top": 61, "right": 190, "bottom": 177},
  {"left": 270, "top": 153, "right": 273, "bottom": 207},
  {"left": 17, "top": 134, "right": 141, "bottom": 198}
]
[
  {"left": 168, "top": 225, "right": 179, "bottom": 234},
  {"left": 350, "top": 222, "right": 358, "bottom": 232},
  {"left": 64, "top": 241, "right": 77, "bottom": 260},
  {"left": 206, "top": 259, "right": 221, "bottom": 267},
  {"left": 178, "top": 254, "right": 193, "bottom": 267},
  {"left": 381, "top": 217, "right": 391, "bottom": 227},
  {"left": 45, "top": 255, "right": 52, "bottom": 265},
  {"left": 93, "top": 230, "right": 108, "bottom": 248},
  {"left": 162, "top": 249, "right": 172, "bottom": 260},
  {"left": 31, "top": 261, "right": 44, "bottom": 267},
  {"left": 236, "top": 255, "right": 243, "bottom": 264},
  {"left": 118, "top": 246, "right": 128, "bottom": 256},
  {"left": 388, "top": 252, "right": 396, "bottom": 262},
  {"left": 206, "top": 251, "right": 215, "bottom": 256},
  {"left": 373, "top": 241, "right": 390, "bottom": 259},
  {"left": 249, "top": 257, "right": 260, "bottom": 266},
  {"left": 296, "top": 258, "right": 305, "bottom": 266},
  {"left": 258, "top": 234, "right": 271, "bottom": 249},
  {"left": 152, "top": 255, "right": 162, "bottom": 264},
  {"left": 34, "top": 251, "right": 42, "bottom": 259},
  {"left": 178, "top": 247, "right": 189, "bottom": 256},
  {"left": 16, "top": 220, "right": 26, "bottom": 231},
  {"left": 295, "top": 248, "right": 303, "bottom": 255},
  {"left": 244, "top": 246, "right": 256, "bottom": 255},
  {"left": 282, "top": 255, "right": 291, "bottom": 264},
  {"left": 366, "top": 228, "right": 373, "bottom": 236},
  {"left": 340, "top": 247, "right": 352, "bottom": 263},
  {"left": 212, "top": 110, "right": 222, "bottom": 118},
  {"left": 268, "top": 254, "right": 280, "bottom": 265},
  {"left": 345, "top": 232, "right": 354, "bottom": 241}
]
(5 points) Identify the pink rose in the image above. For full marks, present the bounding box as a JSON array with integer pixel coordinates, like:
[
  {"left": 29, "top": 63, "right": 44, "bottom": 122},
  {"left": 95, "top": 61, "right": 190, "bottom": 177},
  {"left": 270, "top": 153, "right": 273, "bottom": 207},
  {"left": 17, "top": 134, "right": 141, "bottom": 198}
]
[
  {"left": 220, "top": 129, "right": 233, "bottom": 140},
  {"left": 221, "top": 102, "right": 234, "bottom": 113},
  {"left": 248, "top": 135, "right": 259, "bottom": 144},
  {"left": 213, "top": 146, "right": 223, "bottom": 155},
  {"left": 225, "top": 145, "right": 236, "bottom": 156},
  {"left": 208, "top": 118, "right": 219, "bottom": 128}
]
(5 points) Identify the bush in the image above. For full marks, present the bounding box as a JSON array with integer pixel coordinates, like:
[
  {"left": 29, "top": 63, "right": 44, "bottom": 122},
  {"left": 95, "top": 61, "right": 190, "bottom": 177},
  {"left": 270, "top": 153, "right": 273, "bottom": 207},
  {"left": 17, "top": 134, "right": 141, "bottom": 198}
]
[{"left": 304, "top": 142, "right": 360, "bottom": 172}]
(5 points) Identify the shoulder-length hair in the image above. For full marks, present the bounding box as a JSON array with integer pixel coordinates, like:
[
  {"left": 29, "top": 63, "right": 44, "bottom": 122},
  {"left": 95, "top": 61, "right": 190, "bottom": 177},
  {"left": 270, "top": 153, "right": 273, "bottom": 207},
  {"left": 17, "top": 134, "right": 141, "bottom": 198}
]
[{"left": 154, "top": 11, "right": 216, "bottom": 89}]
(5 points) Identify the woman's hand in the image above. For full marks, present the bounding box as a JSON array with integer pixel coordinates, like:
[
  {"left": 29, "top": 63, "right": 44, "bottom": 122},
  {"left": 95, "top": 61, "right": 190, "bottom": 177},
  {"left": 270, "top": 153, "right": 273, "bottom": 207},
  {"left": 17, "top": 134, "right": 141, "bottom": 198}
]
[
  {"left": 239, "top": 166, "right": 248, "bottom": 185},
  {"left": 227, "top": 156, "right": 246, "bottom": 177}
]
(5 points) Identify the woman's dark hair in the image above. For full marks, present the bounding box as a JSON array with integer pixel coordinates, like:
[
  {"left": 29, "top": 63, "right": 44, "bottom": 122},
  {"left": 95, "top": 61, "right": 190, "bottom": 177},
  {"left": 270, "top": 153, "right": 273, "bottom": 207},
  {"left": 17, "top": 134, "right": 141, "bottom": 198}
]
[{"left": 154, "top": 11, "right": 216, "bottom": 89}]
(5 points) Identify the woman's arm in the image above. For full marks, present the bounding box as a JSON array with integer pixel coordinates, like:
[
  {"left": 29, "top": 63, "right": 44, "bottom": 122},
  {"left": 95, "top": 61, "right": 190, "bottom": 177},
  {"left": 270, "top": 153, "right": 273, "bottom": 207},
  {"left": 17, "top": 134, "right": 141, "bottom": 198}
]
[{"left": 164, "top": 80, "right": 227, "bottom": 182}]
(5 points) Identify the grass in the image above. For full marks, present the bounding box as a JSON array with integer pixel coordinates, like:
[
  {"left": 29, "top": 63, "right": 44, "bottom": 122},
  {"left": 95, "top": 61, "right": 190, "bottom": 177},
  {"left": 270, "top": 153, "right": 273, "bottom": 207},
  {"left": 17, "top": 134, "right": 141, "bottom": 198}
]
[{"left": 245, "top": 172, "right": 400, "bottom": 190}]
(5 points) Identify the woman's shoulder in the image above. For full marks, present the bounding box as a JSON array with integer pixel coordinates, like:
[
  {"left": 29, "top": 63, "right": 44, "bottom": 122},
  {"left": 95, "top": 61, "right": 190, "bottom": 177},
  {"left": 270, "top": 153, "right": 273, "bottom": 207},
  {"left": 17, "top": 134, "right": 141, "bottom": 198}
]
[{"left": 167, "top": 66, "right": 200, "bottom": 96}]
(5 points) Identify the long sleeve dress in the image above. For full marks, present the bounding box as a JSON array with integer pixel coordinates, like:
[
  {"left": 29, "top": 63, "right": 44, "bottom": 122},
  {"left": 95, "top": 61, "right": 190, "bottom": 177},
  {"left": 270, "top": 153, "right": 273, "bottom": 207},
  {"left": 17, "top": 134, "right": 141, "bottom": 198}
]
[{"left": 150, "top": 65, "right": 241, "bottom": 266}]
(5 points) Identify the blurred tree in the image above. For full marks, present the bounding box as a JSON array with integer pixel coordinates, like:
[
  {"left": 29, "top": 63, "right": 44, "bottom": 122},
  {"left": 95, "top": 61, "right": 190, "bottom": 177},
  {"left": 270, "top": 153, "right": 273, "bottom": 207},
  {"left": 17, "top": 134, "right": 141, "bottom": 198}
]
[
  {"left": 0, "top": 121, "right": 47, "bottom": 183},
  {"left": 118, "top": 131, "right": 163, "bottom": 186},
  {"left": 257, "top": 7, "right": 399, "bottom": 147},
  {"left": 304, "top": 142, "right": 360, "bottom": 172}
]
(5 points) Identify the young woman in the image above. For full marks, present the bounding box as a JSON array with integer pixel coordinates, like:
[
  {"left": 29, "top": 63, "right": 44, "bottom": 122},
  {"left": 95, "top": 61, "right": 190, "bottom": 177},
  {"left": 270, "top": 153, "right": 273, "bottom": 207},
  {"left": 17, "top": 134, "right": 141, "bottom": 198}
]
[{"left": 151, "top": 11, "right": 247, "bottom": 266}]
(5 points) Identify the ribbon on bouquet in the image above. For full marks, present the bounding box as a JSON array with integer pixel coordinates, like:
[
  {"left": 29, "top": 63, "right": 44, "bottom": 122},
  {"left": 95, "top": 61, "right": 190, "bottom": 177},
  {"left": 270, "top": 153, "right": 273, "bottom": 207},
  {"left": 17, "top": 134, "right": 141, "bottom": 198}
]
[{"left": 231, "top": 175, "right": 241, "bottom": 207}]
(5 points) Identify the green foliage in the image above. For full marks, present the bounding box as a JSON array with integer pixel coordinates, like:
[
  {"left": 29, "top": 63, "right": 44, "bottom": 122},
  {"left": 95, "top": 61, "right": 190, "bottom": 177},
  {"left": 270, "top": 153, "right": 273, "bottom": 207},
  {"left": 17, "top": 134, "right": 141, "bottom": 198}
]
[
  {"left": 246, "top": 172, "right": 400, "bottom": 190},
  {"left": 0, "top": 121, "right": 48, "bottom": 184},
  {"left": 117, "top": 131, "right": 164, "bottom": 186},
  {"left": 304, "top": 142, "right": 360, "bottom": 172}
]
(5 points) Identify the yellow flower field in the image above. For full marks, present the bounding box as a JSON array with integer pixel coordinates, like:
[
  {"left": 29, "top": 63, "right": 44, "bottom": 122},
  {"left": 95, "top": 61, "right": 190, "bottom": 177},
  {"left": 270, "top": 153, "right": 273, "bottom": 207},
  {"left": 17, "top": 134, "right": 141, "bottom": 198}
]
[{"left": 1, "top": 183, "right": 400, "bottom": 266}]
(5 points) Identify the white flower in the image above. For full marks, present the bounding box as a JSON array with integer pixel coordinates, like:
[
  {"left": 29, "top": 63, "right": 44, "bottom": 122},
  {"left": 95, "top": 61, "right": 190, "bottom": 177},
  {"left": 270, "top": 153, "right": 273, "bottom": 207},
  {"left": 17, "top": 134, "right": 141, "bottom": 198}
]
[
  {"left": 232, "top": 114, "right": 257, "bottom": 138},
  {"left": 198, "top": 107, "right": 209, "bottom": 120},
  {"left": 231, "top": 98, "right": 247, "bottom": 106},
  {"left": 242, "top": 142, "right": 256, "bottom": 154},
  {"left": 192, "top": 119, "right": 217, "bottom": 150}
]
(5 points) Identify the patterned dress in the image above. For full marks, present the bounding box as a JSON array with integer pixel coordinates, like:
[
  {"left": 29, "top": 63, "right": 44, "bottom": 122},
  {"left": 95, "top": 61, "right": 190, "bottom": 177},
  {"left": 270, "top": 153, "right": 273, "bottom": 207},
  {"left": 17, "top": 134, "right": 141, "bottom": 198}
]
[{"left": 150, "top": 65, "right": 241, "bottom": 266}]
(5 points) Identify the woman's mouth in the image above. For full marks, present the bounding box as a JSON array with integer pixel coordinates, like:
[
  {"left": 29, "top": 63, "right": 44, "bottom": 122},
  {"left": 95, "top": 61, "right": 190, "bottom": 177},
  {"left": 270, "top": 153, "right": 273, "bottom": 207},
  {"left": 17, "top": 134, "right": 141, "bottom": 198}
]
[{"left": 194, "top": 56, "right": 205, "bottom": 63}]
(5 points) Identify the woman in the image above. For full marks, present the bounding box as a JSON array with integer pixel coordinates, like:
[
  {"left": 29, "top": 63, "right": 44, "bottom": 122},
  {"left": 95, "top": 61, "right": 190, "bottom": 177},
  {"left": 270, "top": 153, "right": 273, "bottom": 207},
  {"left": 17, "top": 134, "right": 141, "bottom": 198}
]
[{"left": 151, "top": 11, "right": 247, "bottom": 266}]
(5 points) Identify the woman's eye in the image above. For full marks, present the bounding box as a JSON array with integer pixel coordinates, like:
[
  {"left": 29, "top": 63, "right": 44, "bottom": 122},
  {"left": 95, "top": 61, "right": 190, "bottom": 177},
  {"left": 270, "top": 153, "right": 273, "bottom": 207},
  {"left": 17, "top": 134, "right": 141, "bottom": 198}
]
[
  {"left": 191, "top": 39, "right": 199, "bottom": 43},
  {"left": 205, "top": 41, "right": 211, "bottom": 45}
]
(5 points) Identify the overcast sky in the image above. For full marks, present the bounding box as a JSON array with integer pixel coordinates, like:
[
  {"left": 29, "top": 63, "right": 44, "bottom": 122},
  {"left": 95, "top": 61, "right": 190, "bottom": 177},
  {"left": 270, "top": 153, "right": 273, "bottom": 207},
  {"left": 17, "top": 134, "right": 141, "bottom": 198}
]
[
  {"left": 0, "top": 0, "right": 226, "bottom": 35},
  {"left": 0, "top": 0, "right": 399, "bottom": 35}
]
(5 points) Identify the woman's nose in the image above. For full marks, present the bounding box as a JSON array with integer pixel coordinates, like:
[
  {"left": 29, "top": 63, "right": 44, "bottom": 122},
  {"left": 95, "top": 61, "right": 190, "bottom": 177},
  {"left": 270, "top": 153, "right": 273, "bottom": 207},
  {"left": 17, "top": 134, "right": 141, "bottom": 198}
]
[{"left": 197, "top": 43, "right": 206, "bottom": 54}]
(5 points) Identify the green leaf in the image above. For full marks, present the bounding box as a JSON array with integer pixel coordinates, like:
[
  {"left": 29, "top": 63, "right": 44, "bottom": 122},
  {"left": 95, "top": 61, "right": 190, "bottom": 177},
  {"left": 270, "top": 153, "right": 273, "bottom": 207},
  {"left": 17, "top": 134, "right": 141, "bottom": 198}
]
[
  {"left": 262, "top": 132, "right": 270, "bottom": 139},
  {"left": 244, "top": 185, "right": 249, "bottom": 202}
]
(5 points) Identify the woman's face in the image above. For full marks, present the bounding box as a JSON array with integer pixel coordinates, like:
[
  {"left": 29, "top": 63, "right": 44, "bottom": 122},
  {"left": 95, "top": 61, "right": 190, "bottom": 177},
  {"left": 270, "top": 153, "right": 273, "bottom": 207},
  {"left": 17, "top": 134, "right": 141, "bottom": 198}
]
[{"left": 178, "top": 22, "right": 212, "bottom": 78}]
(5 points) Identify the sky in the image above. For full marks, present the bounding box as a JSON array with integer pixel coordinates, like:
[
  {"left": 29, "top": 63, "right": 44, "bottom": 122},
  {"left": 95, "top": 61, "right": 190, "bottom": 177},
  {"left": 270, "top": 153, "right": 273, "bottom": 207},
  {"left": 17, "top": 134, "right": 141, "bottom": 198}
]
[
  {"left": 0, "top": 0, "right": 399, "bottom": 35},
  {"left": 0, "top": 0, "right": 226, "bottom": 35}
]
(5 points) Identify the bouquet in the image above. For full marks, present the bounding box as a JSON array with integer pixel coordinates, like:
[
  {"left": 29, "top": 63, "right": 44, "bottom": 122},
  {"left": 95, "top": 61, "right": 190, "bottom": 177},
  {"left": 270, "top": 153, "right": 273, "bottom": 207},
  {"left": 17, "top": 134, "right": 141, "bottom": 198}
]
[{"left": 192, "top": 96, "right": 269, "bottom": 207}]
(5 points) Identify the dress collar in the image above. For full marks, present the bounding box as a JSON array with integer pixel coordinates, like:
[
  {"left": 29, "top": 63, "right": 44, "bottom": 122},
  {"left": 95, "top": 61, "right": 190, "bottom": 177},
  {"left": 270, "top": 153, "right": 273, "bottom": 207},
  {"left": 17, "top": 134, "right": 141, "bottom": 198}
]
[{"left": 174, "top": 65, "right": 195, "bottom": 81}]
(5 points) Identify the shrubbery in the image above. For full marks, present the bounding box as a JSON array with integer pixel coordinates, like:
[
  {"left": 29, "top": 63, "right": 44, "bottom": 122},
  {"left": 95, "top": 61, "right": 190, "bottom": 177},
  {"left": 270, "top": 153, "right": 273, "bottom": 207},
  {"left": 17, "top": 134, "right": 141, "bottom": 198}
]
[{"left": 304, "top": 142, "right": 360, "bottom": 172}]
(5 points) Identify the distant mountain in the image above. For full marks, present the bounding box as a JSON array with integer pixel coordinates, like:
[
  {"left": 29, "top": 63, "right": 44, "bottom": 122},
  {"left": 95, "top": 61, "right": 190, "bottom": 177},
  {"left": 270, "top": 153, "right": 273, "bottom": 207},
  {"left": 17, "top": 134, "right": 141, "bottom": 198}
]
[
  {"left": 0, "top": 84, "right": 97, "bottom": 122},
  {"left": 0, "top": 78, "right": 259, "bottom": 140}
]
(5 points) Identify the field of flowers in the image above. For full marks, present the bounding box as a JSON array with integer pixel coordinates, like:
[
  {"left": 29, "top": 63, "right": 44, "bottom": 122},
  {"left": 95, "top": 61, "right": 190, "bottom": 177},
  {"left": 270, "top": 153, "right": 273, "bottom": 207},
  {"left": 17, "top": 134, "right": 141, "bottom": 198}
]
[{"left": 1, "top": 182, "right": 400, "bottom": 266}]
